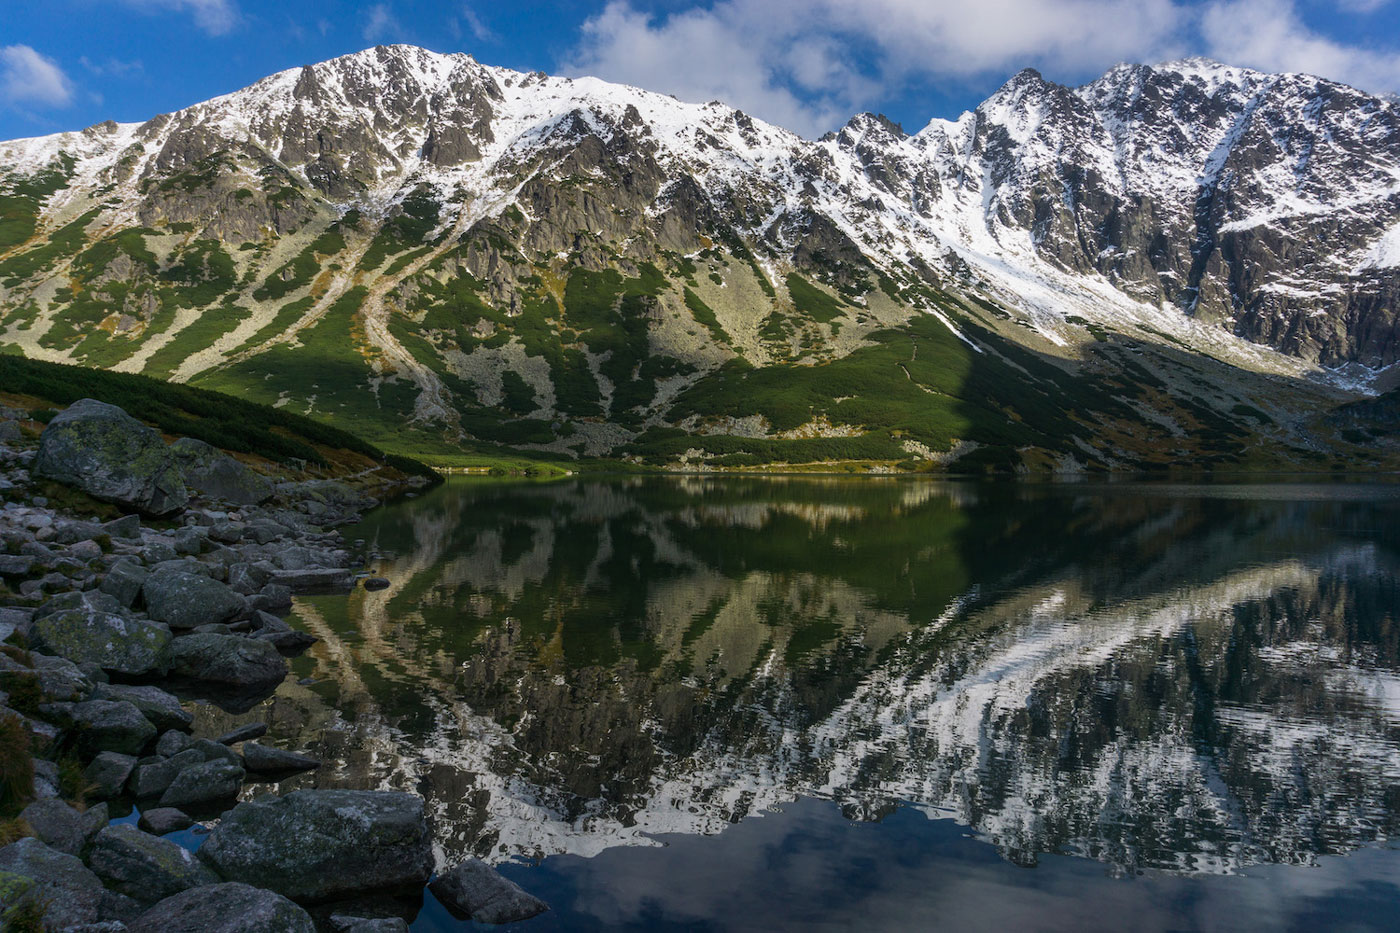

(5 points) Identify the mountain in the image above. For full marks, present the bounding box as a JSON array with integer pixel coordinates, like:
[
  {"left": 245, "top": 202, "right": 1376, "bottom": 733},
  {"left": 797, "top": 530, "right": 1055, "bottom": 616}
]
[{"left": 0, "top": 46, "right": 1396, "bottom": 471}]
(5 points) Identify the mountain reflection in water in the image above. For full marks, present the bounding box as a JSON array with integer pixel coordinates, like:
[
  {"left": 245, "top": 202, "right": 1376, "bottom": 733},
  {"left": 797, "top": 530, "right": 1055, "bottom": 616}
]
[{"left": 205, "top": 477, "right": 1400, "bottom": 880}]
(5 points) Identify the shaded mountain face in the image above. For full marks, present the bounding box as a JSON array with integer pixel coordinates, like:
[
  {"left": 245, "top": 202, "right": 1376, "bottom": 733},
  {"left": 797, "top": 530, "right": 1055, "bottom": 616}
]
[{"left": 0, "top": 46, "right": 1396, "bottom": 469}]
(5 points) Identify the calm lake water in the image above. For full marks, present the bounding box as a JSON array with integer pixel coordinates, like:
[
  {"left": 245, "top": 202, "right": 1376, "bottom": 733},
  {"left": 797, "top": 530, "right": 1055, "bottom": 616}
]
[{"left": 205, "top": 477, "right": 1400, "bottom": 930}]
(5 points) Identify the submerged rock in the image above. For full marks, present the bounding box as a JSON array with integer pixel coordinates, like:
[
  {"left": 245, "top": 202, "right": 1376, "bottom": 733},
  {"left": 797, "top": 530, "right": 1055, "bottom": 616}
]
[
  {"left": 30, "top": 399, "right": 188, "bottom": 517},
  {"left": 428, "top": 858, "right": 549, "bottom": 924},
  {"left": 199, "top": 790, "right": 433, "bottom": 903},
  {"left": 242, "top": 742, "right": 320, "bottom": 775},
  {"left": 215, "top": 722, "right": 267, "bottom": 745},
  {"left": 128, "top": 881, "right": 315, "bottom": 932},
  {"left": 89, "top": 823, "right": 219, "bottom": 905}
]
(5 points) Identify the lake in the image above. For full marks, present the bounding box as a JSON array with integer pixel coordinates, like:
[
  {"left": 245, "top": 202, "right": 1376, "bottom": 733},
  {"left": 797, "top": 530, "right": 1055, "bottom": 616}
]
[{"left": 200, "top": 476, "right": 1400, "bottom": 930}]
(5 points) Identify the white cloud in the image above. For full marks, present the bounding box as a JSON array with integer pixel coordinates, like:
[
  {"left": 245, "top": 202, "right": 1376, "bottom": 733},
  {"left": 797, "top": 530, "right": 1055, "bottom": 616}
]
[
  {"left": 0, "top": 45, "right": 75, "bottom": 110},
  {"left": 456, "top": 4, "right": 497, "bottom": 44},
  {"left": 363, "top": 3, "right": 403, "bottom": 42},
  {"left": 118, "top": 0, "right": 239, "bottom": 36},
  {"left": 1201, "top": 0, "right": 1400, "bottom": 91},
  {"left": 1335, "top": 0, "right": 1389, "bottom": 12},
  {"left": 79, "top": 56, "right": 144, "bottom": 78}
]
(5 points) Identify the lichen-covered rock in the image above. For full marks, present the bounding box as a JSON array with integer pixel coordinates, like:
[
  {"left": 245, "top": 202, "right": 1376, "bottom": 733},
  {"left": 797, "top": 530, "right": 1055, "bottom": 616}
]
[
  {"left": 170, "top": 437, "right": 275, "bottom": 505},
  {"left": 428, "top": 858, "right": 549, "bottom": 924},
  {"left": 127, "top": 881, "right": 315, "bottom": 933},
  {"left": 89, "top": 824, "right": 219, "bottom": 905},
  {"left": 164, "top": 633, "right": 286, "bottom": 702},
  {"left": 198, "top": 790, "right": 433, "bottom": 903},
  {"left": 92, "top": 683, "right": 192, "bottom": 733},
  {"left": 17, "top": 799, "right": 106, "bottom": 858},
  {"left": 31, "top": 399, "right": 188, "bottom": 517},
  {"left": 31, "top": 609, "right": 172, "bottom": 677},
  {"left": 0, "top": 837, "right": 106, "bottom": 929},
  {"left": 157, "top": 759, "right": 245, "bottom": 809},
  {"left": 70, "top": 700, "right": 157, "bottom": 756},
  {"left": 142, "top": 571, "right": 245, "bottom": 630}
]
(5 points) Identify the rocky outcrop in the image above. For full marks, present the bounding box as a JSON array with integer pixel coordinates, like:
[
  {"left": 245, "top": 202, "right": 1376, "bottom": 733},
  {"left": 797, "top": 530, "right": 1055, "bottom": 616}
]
[
  {"left": 198, "top": 790, "right": 434, "bottom": 902},
  {"left": 31, "top": 399, "right": 188, "bottom": 516}
]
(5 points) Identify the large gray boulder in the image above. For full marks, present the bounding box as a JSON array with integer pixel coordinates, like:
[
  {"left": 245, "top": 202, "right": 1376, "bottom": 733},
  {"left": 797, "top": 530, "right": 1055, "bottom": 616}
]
[
  {"left": 92, "top": 683, "right": 192, "bottom": 733},
  {"left": 0, "top": 837, "right": 106, "bottom": 929},
  {"left": 84, "top": 751, "right": 138, "bottom": 799},
  {"left": 428, "top": 858, "right": 549, "bottom": 924},
  {"left": 198, "top": 790, "right": 433, "bottom": 903},
  {"left": 70, "top": 699, "right": 157, "bottom": 756},
  {"left": 170, "top": 437, "right": 275, "bottom": 505},
  {"left": 89, "top": 823, "right": 219, "bottom": 905},
  {"left": 31, "top": 399, "right": 188, "bottom": 517},
  {"left": 130, "top": 748, "right": 205, "bottom": 798},
  {"left": 100, "top": 558, "right": 149, "bottom": 608},
  {"left": 17, "top": 799, "right": 106, "bottom": 858},
  {"left": 164, "top": 633, "right": 286, "bottom": 699},
  {"left": 157, "top": 759, "right": 245, "bottom": 809},
  {"left": 128, "top": 882, "right": 315, "bottom": 933},
  {"left": 142, "top": 571, "right": 245, "bottom": 630},
  {"left": 30, "top": 609, "right": 172, "bottom": 677},
  {"left": 242, "top": 743, "right": 320, "bottom": 776}
]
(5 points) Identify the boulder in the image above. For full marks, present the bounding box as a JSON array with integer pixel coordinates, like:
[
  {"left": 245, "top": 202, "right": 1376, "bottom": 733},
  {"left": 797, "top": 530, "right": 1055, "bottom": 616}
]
[
  {"left": 142, "top": 571, "right": 244, "bottom": 630},
  {"left": 242, "top": 743, "right": 320, "bottom": 776},
  {"left": 30, "top": 609, "right": 172, "bottom": 677},
  {"left": 92, "top": 684, "right": 192, "bottom": 733},
  {"left": 30, "top": 399, "right": 188, "bottom": 517},
  {"left": 33, "top": 590, "right": 122, "bottom": 621},
  {"left": 137, "top": 807, "right": 194, "bottom": 836},
  {"left": 0, "top": 837, "right": 106, "bottom": 929},
  {"left": 127, "top": 881, "right": 315, "bottom": 933},
  {"left": 155, "top": 729, "right": 193, "bottom": 757},
  {"left": 188, "top": 738, "right": 241, "bottom": 766},
  {"left": 27, "top": 653, "right": 95, "bottom": 701},
  {"left": 198, "top": 790, "right": 433, "bottom": 903},
  {"left": 428, "top": 858, "right": 549, "bottom": 924},
  {"left": 70, "top": 700, "right": 157, "bottom": 756},
  {"left": 17, "top": 799, "right": 107, "bottom": 857},
  {"left": 164, "top": 633, "right": 286, "bottom": 703},
  {"left": 157, "top": 759, "right": 245, "bottom": 809},
  {"left": 269, "top": 568, "right": 354, "bottom": 591},
  {"left": 89, "top": 823, "right": 219, "bottom": 905},
  {"left": 170, "top": 438, "right": 275, "bottom": 506},
  {"left": 130, "top": 748, "right": 204, "bottom": 798},
  {"left": 102, "top": 514, "right": 143, "bottom": 540},
  {"left": 99, "top": 559, "right": 149, "bottom": 608},
  {"left": 83, "top": 752, "right": 138, "bottom": 799}
]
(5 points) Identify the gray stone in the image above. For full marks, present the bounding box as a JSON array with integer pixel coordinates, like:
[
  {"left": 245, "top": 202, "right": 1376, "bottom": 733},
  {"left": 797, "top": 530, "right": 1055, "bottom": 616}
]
[
  {"left": 69, "top": 539, "right": 104, "bottom": 563},
  {"left": 99, "top": 559, "right": 149, "bottom": 608},
  {"left": 31, "top": 757, "right": 60, "bottom": 799},
  {"left": 242, "top": 743, "right": 320, "bottom": 775},
  {"left": 269, "top": 568, "right": 354, "bottom": 591},
  {"left": 0, "top": 554, "right": 34, "bottom": 577},
  {"left": 89, "top": 823, "right": 219, "bottom": 905},
  {"left": 137, "top": 807, "right": 193, "bottom": 836},
  {"left": 164, "top": 633, "right": 286, "bottom": 697},
  {"left": 130, "top": 748, "right": 204, "bottom": 798},
  {"left": 198, "top": 790, "right": 433, "bottom": 903},
  {"left": 157, "top": 759, "right": 245, "bottom": 809},
  {"left": 102, "top": 514, "right": 143, "bottom": 540},
  {"left": 92, "top": 684, "right": 192, "bottom": 733},
  {"left": 127, "top": 882, "right": 315, "bottom": 932},
  {"left": 33, "top": 589, "right": 121, "bottom": 621},
  {"left": 71, "top": 700, "right": 157, "bottom": 756},
  {"left": 31, "top": 609, "right": 172, "bottom": 677},
  {"left": 331, "top": 917, "right": 411, "bottom": 933},
  {"left": 171, "top": 527, "right": 206, "bottom": 556},
  {"left": 17, "top": 799, "right": 106, "bottom": 857},
  {"left": 189, "top": 738, "right": 241, "bottom": 766},
  {"left": 142, "top": 571, "right": 244, "bottom": 629},
  {"left": 170, "top": 438, "right": 275, "bottom": 506},
  {"left": 215, "top": 722, "right": 267, "bottom": 745},
  {"left": 428, "top": 858, "right": 549, "bottom": 924},
  {"left": 154, "top": 729, "right": 193, "bottom": 758},
  {"left": 363, "top": 577, "right": 390, "bottom": 591},
  {"left": 30, "top": 399, "right": 188, "bottom": 517},
  {"left": 84, "top": 752, "right": 138, "bottom": 799},
  {"left": 0, "top": 837, "right": 106, "bottom": 929}
]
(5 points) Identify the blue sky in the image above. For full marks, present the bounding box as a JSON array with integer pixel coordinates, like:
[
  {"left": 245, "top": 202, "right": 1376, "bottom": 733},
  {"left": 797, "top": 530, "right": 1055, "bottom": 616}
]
[{"left": 3, "top": 0, "right": 1400, "bottom": 142}]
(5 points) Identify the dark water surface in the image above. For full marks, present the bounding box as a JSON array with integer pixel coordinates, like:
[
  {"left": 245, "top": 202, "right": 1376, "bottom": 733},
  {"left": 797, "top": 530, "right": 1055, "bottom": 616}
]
[{"left": 221, "top": 477, "right": 1400, "bottom": 930}]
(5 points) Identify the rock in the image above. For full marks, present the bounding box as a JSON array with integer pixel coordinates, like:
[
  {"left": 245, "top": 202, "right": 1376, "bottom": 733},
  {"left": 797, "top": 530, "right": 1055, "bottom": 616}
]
[
  {"left": 71, "top": 700, "right": 157, "bottom": 756},
  {"left": 269, "top": 568, "right": 354, "bottom": 591},
  {"left": 30, "top": 399, "right": 189, "bottom": 517},
  {"left": 331, "top": 917, "right": 411, "bottom": 932},
  {"left": 142, "top": 571, "right": 244, "bottom": 630},
  {"left": 428, "top": 858, "right": 549, "bottom": 924},
  {"left": 157, "top": 759, "right": 244, "bottom": 809},
  {"left": 198, "top": 790, "right": 433, "bottom": 903},
  {"left": 155, "top": 729, "right": 193, "bottom": 758},
  {"left": 127, "top": 882, "right": 315, "bottom": 933},
  {"left": 170, "top": 438, "right": 275, "bottom": 506},
  {"left": 69, "top": 539, "right": 104, "bottom": 563},
  {"left": 362, "top": 577, "right": 390, "bottom": 591},
  {"left": 252, "top": 627, "right": 318, "bottom": 654},
  {"left": 0, "top": 554, "right": 34, "bottom": 577},
  {"left": 84, "top": 752, "right": 138, "bottom": 799},
  {"left": 89, "top": 824, "right": 219, "bottom": 905},
  {"left": 17, "top": 799, "right": 106, "bottom": 857},
  {"left": 214, "top": 722, "right": 267, "bottom": 745},
  {"left": 27, "top": 653, "right": 95, "bottom": 701},
  {"left": 31, "top": 757, "right": 60, "bottom": 798},
  {"left": 102, "top": 514, "right": 143, "bottom": 540},
  {"left": 171, "top": 527, "right": 206, "bottom": 556},
  {"left": 164, "top": 633, "right": 286, "bottom": 702},
  {"left": 250, "top": 583, "right": 292, "bottom": 613},
  {"left": 99, "top": 559, "right": 149, "bottom": 608},
  {"left": 92, "top": 684, "right": 192, "bottom": 733},
  {"left": 0, "top": 837, "right": 106, "bottom": 929},
  {"left": 130, "top": 748, "right": 204, "bottom": 798},
  {"left": 31, "top": 609, "right": 172, "bottom": 677},
  {"left": 137, "top": 807, "right": 194, "bottom": 836},
  {"left": 242, "top": 743, "right": 320, "bottom": 775},
  {"left": 33, "top": 589, "right": 122, "bottom": 621}
]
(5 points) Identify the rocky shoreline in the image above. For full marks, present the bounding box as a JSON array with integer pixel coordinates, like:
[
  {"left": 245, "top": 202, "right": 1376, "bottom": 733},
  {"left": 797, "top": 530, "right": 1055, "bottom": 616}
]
[{"left": 0, "top": 400, "right": 546, "bottom": 930}]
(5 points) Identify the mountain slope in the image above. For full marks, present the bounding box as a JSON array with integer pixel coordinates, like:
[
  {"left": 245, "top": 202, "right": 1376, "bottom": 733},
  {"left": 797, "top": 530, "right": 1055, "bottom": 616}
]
[{"left": 0, "top": 46, "right": 1395, "bottom": 470}]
